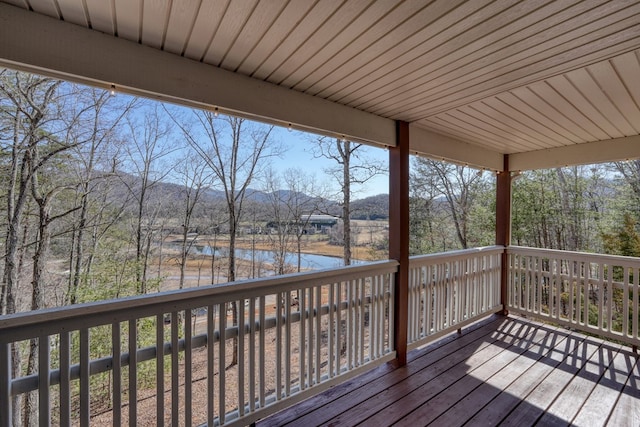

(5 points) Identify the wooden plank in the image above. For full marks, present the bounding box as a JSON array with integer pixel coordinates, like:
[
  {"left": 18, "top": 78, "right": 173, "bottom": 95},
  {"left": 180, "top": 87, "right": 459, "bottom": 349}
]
[
  {"left": 330, "top": 319, "right": 537, "bottom": 426},
  {"left": 465, "top": 327, "right": 587, "bottom": 425},
  {"left": 572, "top": 348, "right": 638, "bottom": 426},
  {"left": 606, "top": 354, "right": 640, "bottom": 426},
  {"left": 391, "top": 322, "right": 561, "bottom": 427},
  {"left": 258, "top": 315, "right": 505, "bottom": 427},
  {"left": 435, "top": 328, "right": 566, "bottom": 426},
  {"left": 532, "top": 341, "right": 620, "bottom": 424},
  {"left": 499, "top": 337, "right": 605, "bottom": 426}
]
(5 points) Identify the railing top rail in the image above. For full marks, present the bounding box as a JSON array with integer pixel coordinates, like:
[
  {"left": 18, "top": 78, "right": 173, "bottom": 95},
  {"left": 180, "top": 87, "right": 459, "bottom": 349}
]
[
  {"left": 409, "top": 245, "right": 505, "bottom": 265},
  {"left": 0, "top": 260, "right": 398, "bottom": 341},
  {"left": 508, "top": 245, "right": 640, "bottom": 265}
]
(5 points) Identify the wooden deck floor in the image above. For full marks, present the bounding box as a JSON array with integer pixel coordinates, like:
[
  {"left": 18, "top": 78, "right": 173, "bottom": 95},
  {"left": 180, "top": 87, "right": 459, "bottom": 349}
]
[{"left": 257, "top": 314, "right": 640, "bottom": 427}]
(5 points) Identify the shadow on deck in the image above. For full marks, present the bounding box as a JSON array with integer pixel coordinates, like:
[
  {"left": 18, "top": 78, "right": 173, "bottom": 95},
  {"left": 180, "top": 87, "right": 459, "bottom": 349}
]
[{"left": 257, "top": 314, "right": 640, "bottom": 426}]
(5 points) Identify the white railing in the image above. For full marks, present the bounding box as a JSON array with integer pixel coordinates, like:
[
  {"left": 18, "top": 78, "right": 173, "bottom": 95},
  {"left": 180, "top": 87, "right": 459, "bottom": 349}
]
[
  {"left": 508, "top": 246, "right": 640, "bottom": 347},
  {"left": 0, "top": 261, "right": 397, "bottom": 427},
  {"left": 407, "top": 246, "right": 503, "bottom": 349}
]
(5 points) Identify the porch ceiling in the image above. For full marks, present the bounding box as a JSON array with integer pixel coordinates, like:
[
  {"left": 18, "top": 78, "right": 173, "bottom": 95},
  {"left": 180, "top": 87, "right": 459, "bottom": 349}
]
[{"left": 1, "top": 0, "right": 640, "bottom": 171}]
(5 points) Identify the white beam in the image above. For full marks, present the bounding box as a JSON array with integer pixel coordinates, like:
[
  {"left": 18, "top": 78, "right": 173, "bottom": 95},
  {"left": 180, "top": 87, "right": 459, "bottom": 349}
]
[
  {"left": 0, "top": 3, "right": 396, "bottom": 147},
  {"left": 409, "top": 125, "right": 504, "bottom": 171},
  {"left": 510, "top": 135, "right": 640, "bottom": 171}
]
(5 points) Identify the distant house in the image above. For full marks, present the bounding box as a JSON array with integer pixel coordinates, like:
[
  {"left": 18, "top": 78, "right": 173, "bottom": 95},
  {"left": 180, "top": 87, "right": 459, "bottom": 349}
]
[{"left": 301, "top": 215, "right": 340, "bottom": 233}]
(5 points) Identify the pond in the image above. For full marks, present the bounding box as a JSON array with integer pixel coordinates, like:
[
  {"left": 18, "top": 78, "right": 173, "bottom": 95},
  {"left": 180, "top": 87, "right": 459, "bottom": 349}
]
[{"left": 194, "top": 245, "right": 365, "bottom": 271}]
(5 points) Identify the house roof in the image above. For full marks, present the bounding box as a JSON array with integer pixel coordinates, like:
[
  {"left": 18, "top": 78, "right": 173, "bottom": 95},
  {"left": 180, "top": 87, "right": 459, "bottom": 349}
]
[{"left": 1, "top": 0, "right": 639, "bottom": 171}]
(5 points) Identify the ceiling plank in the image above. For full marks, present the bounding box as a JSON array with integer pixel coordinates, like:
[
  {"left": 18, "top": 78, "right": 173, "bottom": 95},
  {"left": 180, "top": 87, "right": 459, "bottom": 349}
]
[
  {"left": 163, "top": 0, "right": 202, "bottom": 55},
  {"left": 183, "top": 0, "right": 228, "bottom": 61},
  {"left": 251, "top": 0, "right": 344, "bottom": 81},
  {"left": 378, "top": 4, "right": 640, "bottom": 119},
  {"left": 202, "top": 0, "right": 260, "bottom": 67},
  {"left": 85, "top": 0, "right": 115, "bottom": 35},
  {"left": 57, "top": 0, "right": 88, "bottom": 27},
  {"left": 114, "top": 0, "right": 141, "bottom": 42},
  {"left": 140, "top": 0, "right": 171, "bottom": 49},
  {"left": 510, "top": 135, "right": 640, "bottom": 170},
  {"left": 520, "top": 82, "right": 601, "bottom": 141},
  {"left": 266, "top": 0, "right": 373, "bottom": 85},
  {"left": 282, "top": 0, "right": 395, "bottom": 90},
  {"left": 587, "top": 60, "right": 640, "bottom": 133},
  {"left": 26, "top": 0, "right": 59, "bottom": 17},
  {"left": 611, "top": 50, "right": 640, "bottom": 112},
  {"left": 219, "top": 0, "right": 288, "bottom": 72},
  {"left": 0, "top": 2, "right": 395, "bottom": 146}
]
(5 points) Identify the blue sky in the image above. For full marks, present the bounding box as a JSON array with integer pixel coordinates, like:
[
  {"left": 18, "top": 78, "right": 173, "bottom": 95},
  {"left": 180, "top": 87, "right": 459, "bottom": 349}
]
[{"left": 270, "top": 126, "right": 390, "bottom": 199}]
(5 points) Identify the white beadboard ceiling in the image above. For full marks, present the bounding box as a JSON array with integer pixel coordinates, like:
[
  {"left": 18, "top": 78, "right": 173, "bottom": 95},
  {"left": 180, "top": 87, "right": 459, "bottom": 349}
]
[{"left": 1, "top": 0, "right": 640, "bottom": 169}]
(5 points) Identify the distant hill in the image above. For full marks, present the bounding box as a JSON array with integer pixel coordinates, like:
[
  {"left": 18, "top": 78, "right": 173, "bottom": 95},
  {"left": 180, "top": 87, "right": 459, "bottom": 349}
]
[
  {"left": 350, "top": 194, "right": 389, "bottom": 220},
  {"left": 110, "top": 169, "right": 388, "bottom": 220}
]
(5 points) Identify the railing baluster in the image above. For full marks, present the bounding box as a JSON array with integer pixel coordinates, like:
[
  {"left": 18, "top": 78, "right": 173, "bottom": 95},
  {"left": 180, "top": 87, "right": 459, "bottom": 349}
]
[
  {"left": 347, "top": 279, "right": 353, "bottom": 370},
  {"left": 218, "top": 302, "right": 226, "bottom": 425},
  {"left": 358, "top": 279, "right": 365, "bottom": 366},
  {"left": 259, "top": 295, "right": 266, "bottom": 408},
  {"left": 634, "top": 268, "right": 639, "bottom": 340},
  {"left": 238, "top": 299, "right": 245, "bottom": 415},
  {"left": 207, "top": 304, "right": 214, "bottom": 427},
  {"left": 275, "top": 291, "right": 282, "bottom": 400},
  {"left": 315, "top": 285, "right": 322, "bottom": 382},
  {"left": 328, "top": 284, "right": 335, "bottom": 377},
  {"left": 112, "top": 322, "right": 122, "bottom": 427},
  {"left": 623, "top": 267, "right": 630, "bottom": 338},
  {"left": 335, "top": 283, "right": 342, "bottom": 376},
  {"left": 184, "top": 310, "right": 192, "bottom": 427},
  {"left": 299, "top": 289, "right": 305, "bottom": 390},
  {"left": 285, "top": 290, "right": 292, "bottom": 395},
  {"left": 80, "top": 328, "right": 90, "bottom": 427},
  {"left": 598, "top": 262, "right": 604, "bottom": 330},
  {"left": 156, "top": 314, "right": 164, "bottom": 427},
  {"left": 38, "top": 335, "right": 50, "bottom": 427},
  {"left": 307, "top": 286, "right": 314, "bottom": 385},
  {"left": 171, "top": 311, "right": 179, "bottom": 426},
  {"left": 60, "top": 331, "right": 71, "bottom": 427},
  {"left": 128, "top": 320, "right": 137, "bottom": 427},
  {"left": 249, "top": 298, "right": 256, "bottom": 409}
]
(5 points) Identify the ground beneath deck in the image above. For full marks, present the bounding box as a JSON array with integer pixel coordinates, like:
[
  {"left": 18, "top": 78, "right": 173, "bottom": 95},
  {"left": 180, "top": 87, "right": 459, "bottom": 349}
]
[{"left": 257, "top": 314, "right": 640, "bottom": 427}]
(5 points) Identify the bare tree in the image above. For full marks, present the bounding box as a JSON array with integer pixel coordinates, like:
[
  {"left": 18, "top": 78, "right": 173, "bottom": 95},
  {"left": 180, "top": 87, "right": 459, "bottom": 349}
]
[
  {"left": 120, "top": 105, "right": 174, "bottom": 294},
  {"left": 171, "top": 151, "right": 211, "bottom": 289},
  {"left": 313, "top": 137, "right": 385, "bottom": 265},
  {"left": 171, "top": 111, "right": 279, "bottom": 366},
  {"left": 412, "top": 158, "right": 487, "bottom": 249},
  {"left": 66, "top": 88, "right": 134, "bottom": 304}
]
